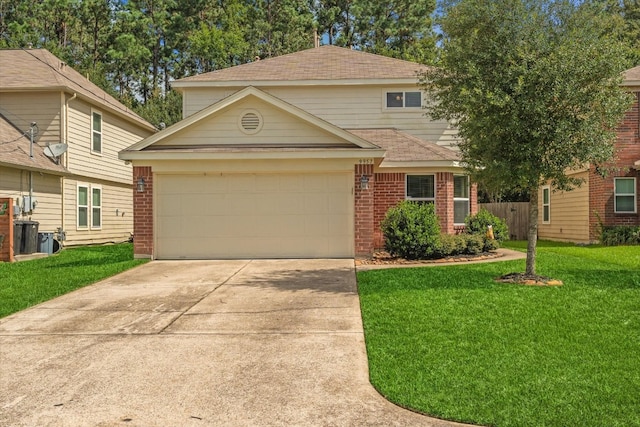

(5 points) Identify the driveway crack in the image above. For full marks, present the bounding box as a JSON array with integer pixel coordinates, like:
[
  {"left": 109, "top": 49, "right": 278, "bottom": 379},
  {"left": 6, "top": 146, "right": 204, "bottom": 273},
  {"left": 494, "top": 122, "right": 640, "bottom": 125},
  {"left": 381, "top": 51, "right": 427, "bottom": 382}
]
[{"left": 158, "top": 260, "right": 253, "bottom": 334}]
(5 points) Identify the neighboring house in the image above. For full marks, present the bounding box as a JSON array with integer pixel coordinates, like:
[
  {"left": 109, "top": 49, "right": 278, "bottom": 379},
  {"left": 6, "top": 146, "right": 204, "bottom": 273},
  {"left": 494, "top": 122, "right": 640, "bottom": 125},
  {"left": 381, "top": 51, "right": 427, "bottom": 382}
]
[
  {"left": 0, "top": 49, "right": 156, "bottom": 259},
  {"left": 538, "top": 65, "right": 640, "bottom": 243},
  {"left": 120, "top": 46, "right": 477, "bottom": 259}
]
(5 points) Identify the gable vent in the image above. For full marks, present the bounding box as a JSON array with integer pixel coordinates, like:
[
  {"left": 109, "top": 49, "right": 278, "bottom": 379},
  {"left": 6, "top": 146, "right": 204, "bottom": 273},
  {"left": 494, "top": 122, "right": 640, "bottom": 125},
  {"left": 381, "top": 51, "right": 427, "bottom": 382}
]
[{"left": 239, "top": 110, "right": 263, "bottom": 134}]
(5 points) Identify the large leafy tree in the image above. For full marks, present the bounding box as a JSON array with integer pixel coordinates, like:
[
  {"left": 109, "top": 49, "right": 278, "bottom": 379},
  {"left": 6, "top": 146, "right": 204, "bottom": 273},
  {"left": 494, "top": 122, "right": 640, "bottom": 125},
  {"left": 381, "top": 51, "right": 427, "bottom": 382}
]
[{"left": 420, "top": 0, "right": 633, "bottom": 275}]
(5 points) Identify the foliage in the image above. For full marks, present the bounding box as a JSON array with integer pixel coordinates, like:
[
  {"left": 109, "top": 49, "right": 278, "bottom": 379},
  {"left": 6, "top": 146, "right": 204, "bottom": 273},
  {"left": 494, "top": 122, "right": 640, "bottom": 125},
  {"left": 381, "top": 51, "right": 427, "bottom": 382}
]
[
  {"left": 0, "top": 244, "right": 147, "bottom": 318},
  {"left": 420, "top": 0, "right": 634, "bottom": 274},
  {"left": 381, "top": 201, "right": 441, "bottom": 260},
  {"left": 436, "top": 233, "right": 486, "bottom": 257},
  {"left": 358, "top": 242, "right": 640, "bottom": 427},
  {"left": 600, "top": 225, "right": 640, "bottom": 245},
  {"left": 464, "top": 208, "right": 509, "bottom": 243}
]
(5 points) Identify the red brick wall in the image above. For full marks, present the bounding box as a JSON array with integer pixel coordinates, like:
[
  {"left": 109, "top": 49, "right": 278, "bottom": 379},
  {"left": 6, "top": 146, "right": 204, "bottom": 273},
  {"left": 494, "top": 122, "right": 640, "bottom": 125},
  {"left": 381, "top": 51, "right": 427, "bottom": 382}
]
[
  {"left": 355, "top": 163, "right": 374, "bottom": 255},
  {"left": 436, "top": 172, "right": 454, "bottom": 234},
  {"left": 0, "top": 198, "right": 14, "bottom": 262},
  {"left": 133, "top": 166, "right": 153, "bottom": 258},
  {"left": 588, "top": 92, "right": 640, "bottom": 240},
  {"left": 373, "top": 172, "right": 406, "bottom": 248}
]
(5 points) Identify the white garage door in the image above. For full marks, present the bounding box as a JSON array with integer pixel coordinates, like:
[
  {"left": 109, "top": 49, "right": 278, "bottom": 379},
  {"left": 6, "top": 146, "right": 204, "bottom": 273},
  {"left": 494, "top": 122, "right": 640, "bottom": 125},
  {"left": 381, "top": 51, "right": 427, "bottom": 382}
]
[{"left": 155, "top": 173, "right": 354, "bottom": 259}]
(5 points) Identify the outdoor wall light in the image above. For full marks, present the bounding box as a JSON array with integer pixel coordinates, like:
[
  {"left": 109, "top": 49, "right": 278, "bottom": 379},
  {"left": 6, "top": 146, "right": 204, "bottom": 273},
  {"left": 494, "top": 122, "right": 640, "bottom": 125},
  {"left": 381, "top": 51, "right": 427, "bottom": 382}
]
[
  {"left": 360, "top": 174, "right": 370, "bottom": 190},
  {"left": 137, "top": 177, "right": 146, "bottom": 193}
]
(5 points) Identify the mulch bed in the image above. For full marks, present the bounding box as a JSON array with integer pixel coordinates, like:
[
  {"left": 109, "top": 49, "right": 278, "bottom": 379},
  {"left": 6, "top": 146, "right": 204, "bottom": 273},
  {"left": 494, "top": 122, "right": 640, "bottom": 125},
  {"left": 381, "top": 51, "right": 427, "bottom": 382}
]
[
  {"left": 495, "top": 272, "right": 563, "bottom": 286},
  {"left": 355, "top": 250, "right": 503, "bottom": 266}
]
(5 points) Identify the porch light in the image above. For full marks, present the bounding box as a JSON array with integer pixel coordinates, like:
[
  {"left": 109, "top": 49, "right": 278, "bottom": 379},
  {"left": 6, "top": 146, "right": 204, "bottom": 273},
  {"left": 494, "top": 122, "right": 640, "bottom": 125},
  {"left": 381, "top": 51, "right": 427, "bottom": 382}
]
[
  {"left": 137, "top": 177, "right": 146, "bottom": 193},
  {"left": 360, "top": 174, "right": 370, "bottom": 190}
]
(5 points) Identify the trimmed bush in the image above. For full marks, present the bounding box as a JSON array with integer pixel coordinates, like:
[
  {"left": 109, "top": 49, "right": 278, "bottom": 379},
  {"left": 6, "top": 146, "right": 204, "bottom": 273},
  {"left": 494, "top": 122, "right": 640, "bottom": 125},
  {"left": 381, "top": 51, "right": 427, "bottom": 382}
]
[
  {"left": 465, "top": 234, "right": 485, "bottom": 254},
  {"left": 381, "top": 201, "right": 441, "bottom": 260},
  {"left": 600, "top": 225, "right": 640, "bottom": 246},
  {"left": 465, "top": 209, "right": 509, "bottom": 243}
]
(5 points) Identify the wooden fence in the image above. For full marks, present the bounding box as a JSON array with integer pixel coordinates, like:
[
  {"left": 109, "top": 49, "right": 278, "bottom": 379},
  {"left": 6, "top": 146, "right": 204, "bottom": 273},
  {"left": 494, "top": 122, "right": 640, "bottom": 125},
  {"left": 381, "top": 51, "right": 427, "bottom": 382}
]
[{"left": 478, "top": 202, "right": 530, "bottom": 240}]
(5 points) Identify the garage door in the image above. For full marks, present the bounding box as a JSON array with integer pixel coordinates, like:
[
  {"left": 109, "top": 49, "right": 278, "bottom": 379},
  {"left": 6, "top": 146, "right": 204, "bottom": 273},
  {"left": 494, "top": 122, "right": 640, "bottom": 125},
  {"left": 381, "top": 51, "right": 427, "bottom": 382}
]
[{"left": 155, "top": 173, "right": 354, "bottom": 259}]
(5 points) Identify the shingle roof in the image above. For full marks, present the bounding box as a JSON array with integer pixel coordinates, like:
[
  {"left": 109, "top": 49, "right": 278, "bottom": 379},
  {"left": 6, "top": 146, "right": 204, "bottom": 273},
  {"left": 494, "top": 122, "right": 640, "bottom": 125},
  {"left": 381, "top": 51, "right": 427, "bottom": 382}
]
[
  {"left": 623, "top": 66, "right": 640, "bottom": 85},
  {"left": 175, "top": 45, "right": 428, "bottom": 84},
  {"left": 0, "top": 49, "right": 155, "bottom": 131},
  {"left": 0, "top": 114, "right": 67, "bottom": 174},
  {"left": 347, "top": 128, "right": 460, "bottom": 163}
]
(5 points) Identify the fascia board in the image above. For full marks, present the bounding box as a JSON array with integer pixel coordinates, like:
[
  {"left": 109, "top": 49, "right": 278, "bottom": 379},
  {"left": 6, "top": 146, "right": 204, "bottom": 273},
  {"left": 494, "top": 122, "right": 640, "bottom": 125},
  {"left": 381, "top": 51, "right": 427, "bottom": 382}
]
[
  {"left": 120, "top": 148, "right": 386, "bottom": 161},
  {"left": 172, "top": 78, "right": 420, "bottom": 89}
]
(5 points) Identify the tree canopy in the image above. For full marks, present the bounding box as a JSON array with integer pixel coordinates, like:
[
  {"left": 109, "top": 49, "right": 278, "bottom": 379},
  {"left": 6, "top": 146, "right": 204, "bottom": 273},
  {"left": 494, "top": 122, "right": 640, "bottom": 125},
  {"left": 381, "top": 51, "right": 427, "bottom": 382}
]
[{"left": 420, "top": 0, "right": 634, "bottom": 275}]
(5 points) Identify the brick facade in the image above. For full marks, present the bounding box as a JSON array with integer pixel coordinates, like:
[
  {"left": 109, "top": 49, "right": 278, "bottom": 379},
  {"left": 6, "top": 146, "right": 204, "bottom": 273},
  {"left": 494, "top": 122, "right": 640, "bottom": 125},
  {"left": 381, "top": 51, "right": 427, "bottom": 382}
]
[
  {"left": 370, "top": 172, "right": 479, "bottom": 250},
  {"left": 0, "top": 198, "right": 14, "bottom": 262},
  {"left": 354, "top": 163, "right": 375, "bottom": 255},
  {"left": 588, "top": 92, "right": 640, "bottom": 240},
  {"left": 133, "top": 166, "right": 153, "bottom": 258}
]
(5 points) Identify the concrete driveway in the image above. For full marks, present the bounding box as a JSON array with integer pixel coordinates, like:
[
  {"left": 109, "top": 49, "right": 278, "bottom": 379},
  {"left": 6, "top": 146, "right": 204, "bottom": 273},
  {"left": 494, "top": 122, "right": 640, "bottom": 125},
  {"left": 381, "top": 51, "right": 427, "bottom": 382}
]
[{"left": 0, "top": 259, "right": 467, "bottom": 427}]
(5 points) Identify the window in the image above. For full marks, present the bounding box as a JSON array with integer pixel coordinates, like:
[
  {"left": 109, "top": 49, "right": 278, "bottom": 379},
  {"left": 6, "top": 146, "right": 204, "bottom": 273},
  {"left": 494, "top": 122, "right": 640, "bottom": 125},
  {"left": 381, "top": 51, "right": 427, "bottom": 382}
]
[
  {"left": 386, "top": 91, "right": 422, "bottom": 108},
  {"left": 454, "top": 175, "right": 470, "bottom": 224},
  {"left": 614, "top": 178, "right": 636, "bottom": 213},
  {"left": 78, "top": 185, "right": 89, "bottom": 228},
  {"left": 406, "top": 175, "right": 435, "bottom": 203},
  {"left": 92, "top": 187, "right": 102, "bottom": 229},
  {"left": 92, "top": 111, "right": 102, "bottom": 153},
  {"left": 77, "top": 185, "right": 102, "bottom": 229},
  {"left": 542, "top": 186, "right": 551, "bottom": 223}
]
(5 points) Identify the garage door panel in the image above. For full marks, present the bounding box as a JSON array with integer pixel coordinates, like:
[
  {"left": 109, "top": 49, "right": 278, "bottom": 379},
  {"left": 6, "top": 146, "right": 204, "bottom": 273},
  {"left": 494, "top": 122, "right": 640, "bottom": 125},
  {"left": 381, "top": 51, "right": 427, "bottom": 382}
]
[{"left": 156, "top": 173, "right": 354, "bottom": 259}]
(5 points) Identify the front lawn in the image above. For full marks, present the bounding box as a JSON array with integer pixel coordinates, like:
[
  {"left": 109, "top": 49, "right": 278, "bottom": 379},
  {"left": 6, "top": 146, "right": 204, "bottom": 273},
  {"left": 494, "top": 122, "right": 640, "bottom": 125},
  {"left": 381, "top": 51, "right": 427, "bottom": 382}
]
[
  {"left": 358, "top": 241, "right": 640, "bottom": 427},
  {"left": 0, "top": 243, "right": 147, "bottom": 318}
]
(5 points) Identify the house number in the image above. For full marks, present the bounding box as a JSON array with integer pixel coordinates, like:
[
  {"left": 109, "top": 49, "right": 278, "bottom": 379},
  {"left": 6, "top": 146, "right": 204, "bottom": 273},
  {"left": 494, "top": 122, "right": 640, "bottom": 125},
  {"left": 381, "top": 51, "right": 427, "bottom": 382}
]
[{"left": 358, "top": 159, "right": 373, "bottom": 164}]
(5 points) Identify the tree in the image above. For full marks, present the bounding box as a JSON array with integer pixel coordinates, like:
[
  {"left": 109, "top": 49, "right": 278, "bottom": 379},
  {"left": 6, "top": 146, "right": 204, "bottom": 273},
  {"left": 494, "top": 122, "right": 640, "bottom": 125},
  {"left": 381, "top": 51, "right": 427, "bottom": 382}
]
[{"left": 420, "top": 0, "right": 633, "bottom": 276}]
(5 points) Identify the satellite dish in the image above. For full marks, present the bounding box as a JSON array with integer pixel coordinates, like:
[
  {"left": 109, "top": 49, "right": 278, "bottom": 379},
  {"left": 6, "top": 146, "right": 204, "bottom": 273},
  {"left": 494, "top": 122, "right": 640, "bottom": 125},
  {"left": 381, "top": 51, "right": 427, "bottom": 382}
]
[{"left": 44, "top": 143, "right": 68, "bottom": 159}]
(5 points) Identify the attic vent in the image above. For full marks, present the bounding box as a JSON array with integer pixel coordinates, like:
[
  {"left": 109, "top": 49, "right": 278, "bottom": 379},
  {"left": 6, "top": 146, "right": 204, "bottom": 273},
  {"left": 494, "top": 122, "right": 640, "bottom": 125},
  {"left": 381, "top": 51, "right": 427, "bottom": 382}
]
[{"left": 239, "top": 110, "right": 263, "bottom": 135}]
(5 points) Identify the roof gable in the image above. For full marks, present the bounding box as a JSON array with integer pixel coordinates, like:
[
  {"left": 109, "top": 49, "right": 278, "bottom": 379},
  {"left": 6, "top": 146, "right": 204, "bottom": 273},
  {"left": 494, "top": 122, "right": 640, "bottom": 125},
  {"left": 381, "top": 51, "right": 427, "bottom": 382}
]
[
  {"left": 173, "top": 45, "right": 428, "bottom": 86},
  {"left": 0, "top": 113, "right": 67, "bottom": 174},
  {"left": 0, "top": 49, "right": 155, "bottom": 131},
  {"left": 121, "top": 86, "right": 381, "bottom": 156},
  {"left": 623, "top": 65, "right": 640, "bottom": 87}
]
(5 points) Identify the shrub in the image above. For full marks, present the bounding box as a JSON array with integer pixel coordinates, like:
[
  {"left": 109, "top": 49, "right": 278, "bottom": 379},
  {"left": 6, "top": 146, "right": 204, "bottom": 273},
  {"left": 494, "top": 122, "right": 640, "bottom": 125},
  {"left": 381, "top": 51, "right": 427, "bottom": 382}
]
[
  {"left": 600, "top": 225, "right": 640, "bottom": 246},
  {"left": 465, "top": 234, "right": 485, "bottom": 254},
  {"left": 436, "top": 234, "right": 468, "bottom": 257},
  {"left": 465, "top": 209, "right": 509, "bottom": 243},
  {"left": 381, "top": 201, "right": 441, "bottom": 259}
]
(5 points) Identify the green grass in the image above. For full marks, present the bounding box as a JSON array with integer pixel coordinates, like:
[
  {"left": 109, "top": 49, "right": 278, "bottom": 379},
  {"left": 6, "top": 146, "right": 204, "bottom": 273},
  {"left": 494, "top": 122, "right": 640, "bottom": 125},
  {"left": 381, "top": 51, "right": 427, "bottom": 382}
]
[
  {"left": 0, "top": 243, "right": 147, "bottom": 318},
  {"left": 358, "top": 241, "right": 640, "bottom": 427}
]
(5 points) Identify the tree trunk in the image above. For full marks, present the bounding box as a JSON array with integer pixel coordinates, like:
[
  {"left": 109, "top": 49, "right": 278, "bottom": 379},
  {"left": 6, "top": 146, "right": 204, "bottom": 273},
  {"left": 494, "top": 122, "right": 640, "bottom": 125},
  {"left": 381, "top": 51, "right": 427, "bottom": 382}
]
[{"left": 526, "top": 187, "right": 539, "bottom": 275}]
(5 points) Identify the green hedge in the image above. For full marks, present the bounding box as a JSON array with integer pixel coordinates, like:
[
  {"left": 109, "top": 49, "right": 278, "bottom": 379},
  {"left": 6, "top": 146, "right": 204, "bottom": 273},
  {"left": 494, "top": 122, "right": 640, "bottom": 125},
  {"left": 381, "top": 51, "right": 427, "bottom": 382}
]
[{"left": 600, "top": 225, "right": 640, "bottom": 246}]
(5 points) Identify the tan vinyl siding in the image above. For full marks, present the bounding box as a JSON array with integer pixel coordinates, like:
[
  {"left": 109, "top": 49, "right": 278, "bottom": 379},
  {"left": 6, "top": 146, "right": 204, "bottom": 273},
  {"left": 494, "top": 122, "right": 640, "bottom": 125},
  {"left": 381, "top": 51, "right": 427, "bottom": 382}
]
[
  {"left": 0, "top": 166, "right": 62, "bottom": 232},
  {"left": 0, "top": 91, "right": 62, "bottom": 148},
  {"left": 66, "top": 99, "right": 149, "bottom": 184},
  {"left": 62, "top": 178, "right": 133, "bottom": 245},
  {"left": 182, "top": 86, "right": 459, "bottom": 149},
  {"left": 156, "top": 98, "right": 354, "bottom": 147},
  {"left": 538, "top": 172, "right": 590, "bottom": 243}
]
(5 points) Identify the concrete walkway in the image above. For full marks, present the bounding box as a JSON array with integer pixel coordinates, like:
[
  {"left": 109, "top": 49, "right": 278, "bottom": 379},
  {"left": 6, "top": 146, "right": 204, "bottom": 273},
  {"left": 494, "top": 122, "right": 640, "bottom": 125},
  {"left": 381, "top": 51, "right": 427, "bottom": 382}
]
[{"left": 0, "top": 259, "right": 471, "bottom": 427}]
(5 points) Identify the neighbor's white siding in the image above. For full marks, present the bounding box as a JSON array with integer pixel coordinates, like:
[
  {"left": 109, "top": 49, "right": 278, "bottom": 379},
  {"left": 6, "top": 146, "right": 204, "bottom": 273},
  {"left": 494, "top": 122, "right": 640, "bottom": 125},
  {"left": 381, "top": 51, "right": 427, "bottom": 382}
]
[
  {"left": 182, "top": 85, "right": 459, "bottom": 148},
  {"left": 0, "top": 92, "right": 62, "bottom": 148},
  {"left": 66, "top": 99, "right": 149, "bottom": 185},
  {"left": 62, "top": 178, "right": 133, "bottom": 246},
  {"left": 538, "top": 172, "right": 590, "bottom": 243},
  {"left": 0, "top": 165, "right": 62, "bottom": 232}
]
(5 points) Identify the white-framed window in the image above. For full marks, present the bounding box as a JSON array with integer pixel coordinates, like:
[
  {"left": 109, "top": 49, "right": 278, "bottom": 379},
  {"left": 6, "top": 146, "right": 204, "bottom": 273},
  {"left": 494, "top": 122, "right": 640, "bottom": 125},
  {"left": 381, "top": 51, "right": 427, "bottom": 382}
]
[
  {"left": 406, "top": 174, "right": 435, "bottom": 203},
  {"left": 542, "top": 186, "right": 551, "bottom": 223},
  {"left": 91, "top": 186, "right": 102, "bottom": 229},
  {"left": 77, "top": 185, "right": 89, "bottom": 228},
  {"left": 454, "top": 175, "right": 470, "bottom": 224},
  {"left": 614, "top": 177, "right": 636, "bottom": 213},
  {"left": 386, "top": 91, "right": 422, "bottom": 108},
  {"left": 91, "top": 110, "right": 102, "bottom": 153},
  {"left": 77, "top": 184, "right": 102, "bottom": 229}
]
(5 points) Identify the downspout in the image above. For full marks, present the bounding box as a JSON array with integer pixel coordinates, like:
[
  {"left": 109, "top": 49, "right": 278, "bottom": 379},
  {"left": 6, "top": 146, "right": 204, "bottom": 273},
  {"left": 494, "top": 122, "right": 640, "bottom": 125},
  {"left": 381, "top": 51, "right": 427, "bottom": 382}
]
[
  {"left": 29, "top": 122, "right": 36, "bottom": 214},
  {"left": 61, "top": 93, "right": 77, "bottom": 239}
]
